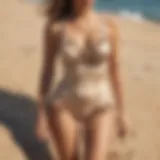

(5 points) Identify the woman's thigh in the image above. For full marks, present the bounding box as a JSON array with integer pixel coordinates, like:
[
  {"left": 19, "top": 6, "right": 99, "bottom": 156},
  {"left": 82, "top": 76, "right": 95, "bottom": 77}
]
[
  {"left": 46, "top": 101, "right": 78, "bottom": 160},
  {"left": 84, "top": 108, "right": 116, "bottom": 160}
]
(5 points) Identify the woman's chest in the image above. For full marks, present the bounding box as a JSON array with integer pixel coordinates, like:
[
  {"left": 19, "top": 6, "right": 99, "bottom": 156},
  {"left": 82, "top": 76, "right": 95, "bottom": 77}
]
[{"left": 56, "top": 20, "right": 112, "bottom": 63}]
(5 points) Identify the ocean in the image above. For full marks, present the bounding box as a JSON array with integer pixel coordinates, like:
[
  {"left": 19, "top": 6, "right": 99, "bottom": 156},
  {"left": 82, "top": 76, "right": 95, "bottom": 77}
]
[
  {"left": 26, "top": 0, "right": 160, "bottom": 22},
  {"left": 95, "top": 0, "right": 160, "bottom": 22}
]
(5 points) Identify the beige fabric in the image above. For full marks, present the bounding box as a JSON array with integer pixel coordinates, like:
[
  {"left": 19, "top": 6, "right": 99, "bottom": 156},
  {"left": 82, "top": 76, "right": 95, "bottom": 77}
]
[{"left": 46, "top": 19, "right": 115, "bottom": 119}]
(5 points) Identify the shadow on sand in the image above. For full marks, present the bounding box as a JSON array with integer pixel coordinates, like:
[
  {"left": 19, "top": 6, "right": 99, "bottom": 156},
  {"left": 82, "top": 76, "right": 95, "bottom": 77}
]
[
  {"left": 0, "top": 88, "right": 135, "bottom": 160},
  {"left": 0, "top": 89, "right": 53, "bottom": 160}
]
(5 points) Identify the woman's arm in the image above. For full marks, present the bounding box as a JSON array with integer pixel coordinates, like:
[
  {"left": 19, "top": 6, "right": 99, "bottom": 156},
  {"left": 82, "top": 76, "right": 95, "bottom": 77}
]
[
  {"left": 36, "top": 22, "right": 58, "bottom": 140},
  {"left": 109, "top": 21, "right": 124, "bottom": 114},
  {"left": 39, "top": 23, "right": 58, "bottom": 101},
  {"left": 107, "top": 20, "right": 128, "bottom": 137}
]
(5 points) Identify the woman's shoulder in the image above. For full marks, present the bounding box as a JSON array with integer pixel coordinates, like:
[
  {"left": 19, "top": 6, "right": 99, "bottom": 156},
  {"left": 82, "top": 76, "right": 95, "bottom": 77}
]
[
  {"left": 45, "top": 20, "right": 66, "bottom": 38},
  {"left": 97, "top": 13, "right": 119, "bottom": 40}
]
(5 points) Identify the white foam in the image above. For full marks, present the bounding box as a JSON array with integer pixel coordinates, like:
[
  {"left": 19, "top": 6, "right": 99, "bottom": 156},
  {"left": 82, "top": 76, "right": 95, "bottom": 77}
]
[{"left": 118, "top": 9, "right": 145, "bottom": 23}]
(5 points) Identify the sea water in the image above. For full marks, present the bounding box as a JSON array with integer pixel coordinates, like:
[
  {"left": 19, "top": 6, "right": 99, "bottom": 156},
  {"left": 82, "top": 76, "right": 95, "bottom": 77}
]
[{"left": 24, "top": 0, "right": 160, "bottom": 22}]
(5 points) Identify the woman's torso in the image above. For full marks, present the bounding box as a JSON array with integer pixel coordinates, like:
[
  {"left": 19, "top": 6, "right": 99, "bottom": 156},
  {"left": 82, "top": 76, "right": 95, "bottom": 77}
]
[{"left": 47, "top": 13, "right": 115, "bottom": 113}]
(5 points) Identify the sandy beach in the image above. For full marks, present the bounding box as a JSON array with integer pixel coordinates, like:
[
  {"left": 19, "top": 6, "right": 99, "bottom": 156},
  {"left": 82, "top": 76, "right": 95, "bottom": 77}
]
[{"left": 0, "top": 1, "right": 160, "bottom": 160}]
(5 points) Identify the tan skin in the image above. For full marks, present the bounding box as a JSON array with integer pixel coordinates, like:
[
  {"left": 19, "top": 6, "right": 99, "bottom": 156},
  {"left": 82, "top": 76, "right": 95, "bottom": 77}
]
[{"left": 36, "top": 0, "right": 128, "bottom": 160}]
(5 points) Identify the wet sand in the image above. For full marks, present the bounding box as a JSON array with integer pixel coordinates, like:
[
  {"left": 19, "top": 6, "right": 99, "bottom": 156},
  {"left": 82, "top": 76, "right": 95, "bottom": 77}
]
[{"left": 0, "top": 1, "right": 160, "bottom": 160}]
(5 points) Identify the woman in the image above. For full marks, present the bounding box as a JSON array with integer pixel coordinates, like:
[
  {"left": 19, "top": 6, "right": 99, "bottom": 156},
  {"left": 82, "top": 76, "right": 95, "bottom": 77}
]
[{"left": 36, "top": 0, "right": 128, "bottom": 159}]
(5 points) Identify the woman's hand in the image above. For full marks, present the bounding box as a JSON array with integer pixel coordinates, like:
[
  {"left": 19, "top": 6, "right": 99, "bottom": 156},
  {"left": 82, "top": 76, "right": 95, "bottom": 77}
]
[
  {"left": 116, "top": 113, "right": 129, "bottom": 139},
  {"left": 35, "top": 99, "right": 48, "bottom": 142}
]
